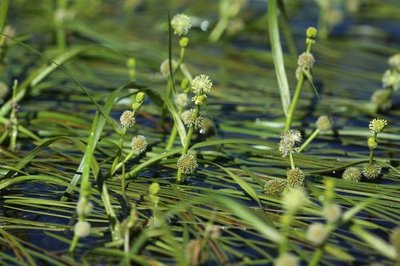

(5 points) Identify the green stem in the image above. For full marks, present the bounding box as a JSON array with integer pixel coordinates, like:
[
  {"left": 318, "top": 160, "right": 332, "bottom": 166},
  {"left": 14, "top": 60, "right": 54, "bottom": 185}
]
[
  {"left": 68, "top": 234, "right": 79, "bottom": 253},
  {"left": 166, "top": 124, "right": 178, "bottom": 150},
  {"left": 176, "top": 106, "right": 200, "bottom": 183},
  {"left": 309, "top": 247, "right": 323, "bottom": 266},
  {"left": 56, "top": 0, "right": 67, "bottom": 51},
  {"left": 289, "top": 152, "right": 295, "bottom": 170},
  {"left": 368, "top": 133, "right": 377, "bottom": 163},
  {"left": 101, "top": 183, "right": 121, "bottom": 241},
  {"left": 209, "top": 18, "right": 229, "bottom": 43},
  {"left": 9, "top": 81, "right": 18, "bottom": 151},
  {"left": 298, "top": 129, "right": 320, "bottom": 153},
  {"left": 278, "top": 212, "right": 293, "bottom": 255},
  {"left": 0, "top": 0, "right": 9, "bottom": 32},
  {"left": 110, "top": 129, "right": 126, "bottom": 175},
  {"left": 285, "top": 74, "right": 305, "bottom": 130}
]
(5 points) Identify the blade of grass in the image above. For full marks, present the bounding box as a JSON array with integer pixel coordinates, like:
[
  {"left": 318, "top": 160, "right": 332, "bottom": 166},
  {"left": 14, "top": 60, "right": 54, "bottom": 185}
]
[{"left": 267, "top": 0, "right": 291, "bottom": 116}]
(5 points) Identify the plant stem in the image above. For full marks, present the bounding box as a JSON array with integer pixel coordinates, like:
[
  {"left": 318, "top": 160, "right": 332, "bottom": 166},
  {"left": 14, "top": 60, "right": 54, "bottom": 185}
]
[
  {"left": 9, "top": 81, "right": 18, "bottom": 151},
  {"left": 309, "top": 247, "right": 323, "bottom": 266},
  {"left": 176, "top": 106, "right": 200, "bottom": 183},
  {"left": 289, "top": 152, "right": 295, "bottom": 170},
  {"left": 298, "top": 129, "right": 320, "bottom": 153},
  {"left": 56, "top": 0, "right": 67, "bottom": 51},
  {"left": 285, "top": 74, "right": 305, "bottom": 130},
  {"left": 279, "top": 212, "right": 293, "bottom": 255},
  {"left": 68, "top": 234, "right": 79, "bottom": 253},
  {"left": 0, "top": 0, "right": 9, "bottom": 32},
  {"left": 166, "top": 123, "right": 178, "bottom": 150},
  {"left": 368, "top": 133, "right": 377, "bottom": 163},
  {"left": 209, "top": 18, "right": 229, "bottom": 43}
]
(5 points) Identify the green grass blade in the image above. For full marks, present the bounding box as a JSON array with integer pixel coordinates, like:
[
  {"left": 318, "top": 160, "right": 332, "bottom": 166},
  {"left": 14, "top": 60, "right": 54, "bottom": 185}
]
[{"left": 268, "top": 0, "right": 291, "bottom": 116}]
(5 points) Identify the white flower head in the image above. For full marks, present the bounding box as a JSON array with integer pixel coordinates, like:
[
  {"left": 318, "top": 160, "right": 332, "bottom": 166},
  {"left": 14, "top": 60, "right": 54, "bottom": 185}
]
[
  {"left": 175, "top": 93, "right": 189, "bottom": 108},
  {"left": 74, "top": 220, "right": 91, "bottom": 238},
  {"left": 191, "top": 75, "right": 213, "bottom": 95},
  {"left": 131, "top": 135, "right": 148, "bottom": 154},
  {"left": 171, "top": 14, "right": 192, "bottom": 36},
  {"left": 369, "top": 118, "right": 387, "bottom": 133},
  {"left": 120, "top": 110, "right": 135, "bottom": 128},
  {"left": 306, "top": 223, "right": 328, "bottom": 245}
]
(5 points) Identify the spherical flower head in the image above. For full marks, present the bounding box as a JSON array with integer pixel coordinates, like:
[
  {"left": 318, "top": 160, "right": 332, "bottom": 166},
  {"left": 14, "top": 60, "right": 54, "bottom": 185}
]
[
  {"left": 279, "top": 130, "right": 302, "bottom": 157},
  {"left": 181, "top": 108, "right": 197, "bottom": 126},
  {"left": 306, "top": 223, "right": 328, "bottom": 245},
  {"left": 74, "top": 220, "right": 91, "bottom": 238},
  {"left": 191, "top": 75, "right": 213, "bottom": 95},
  {"left": 323, "top": 204, "right": 342, "bottom": 223},
  {"left": 177, "top": 154, "right": 198, "bottom": 174},
  {"left": 342, "top": 167, "right": 361, "bottom": 182},
  {"left": 297, "top": 52, "right": 315, "bottom": 69},
  {"left": 316, "top": 115, "right": 332, "bottom": 131},
  {"left": 367, "top": 137, "right": 377, "bottom": 150},
  {"left": 362, "top": 162, "right": 382, "bottom": 180},
  {"left": 160, "top": 59, "right": 178, "bottom": 77},
  {"left": 371, "top": 89, "right": 392, "bottom": 111},
  {"left": 382, "top": 69, "right": 400, "bottom": 91},
  {"left": 120, "top": 110, "right": 135, "bottom": 128},
  {"left": 274, "top": 253, "right": 299, "bottom": 266},
  {"left": 76, "top": 197, "right": 93, "bottom": 216},
  {"left": 369, "top": 118, "right": 388, "bottom": 133},
  {"left": 0, "top": 82, "right": 9, "bottom": 99},
  {"left": 264, "top": 179, "right": 286, "bottom": 197},
  {"left": 131, "top": 135, "right": 148, "bottom": 154},
  {"left": 282, "top": 187, "right": 307, "bottom": 213},
  {"left": 175, "top": 93, "right": 189, "bottom": 108},
  {"left": 287, "top": 167, "right": 305, "bottom": 188},
  {"left": 390, "top": 227, "right": 400, "bottom": 252},
  {"left": 171, "top": 13, "right": 192, "bottom": 36},
  {"left": 388, "top": 54, "right": 400, "bottom": 71}
]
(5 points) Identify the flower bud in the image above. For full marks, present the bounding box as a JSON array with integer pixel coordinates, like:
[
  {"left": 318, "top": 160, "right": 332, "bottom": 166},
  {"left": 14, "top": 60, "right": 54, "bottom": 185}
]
[
  {"left": 149, "top": 182, "right": 160, "bottom": 195},
  {"left": 367, "top": 137, "right": 377, "bottom": 150},
  {"left": 179, "top": 37, "right": 190, "bottom": 47},
  {"left": 306, "top": 27, "right": 317, "bottom": 38},
  {"left": 136, "top": 92, "right": 145, "bottom": 103}
]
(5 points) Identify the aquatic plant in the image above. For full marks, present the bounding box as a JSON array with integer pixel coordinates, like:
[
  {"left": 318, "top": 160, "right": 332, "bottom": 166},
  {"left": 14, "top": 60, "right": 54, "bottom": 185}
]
[{"left": 0, "top": 1, "right": 399, "bottom": 265}]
